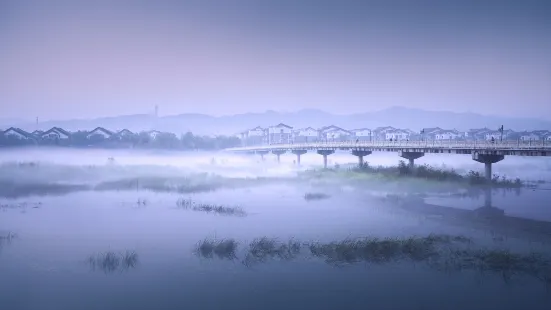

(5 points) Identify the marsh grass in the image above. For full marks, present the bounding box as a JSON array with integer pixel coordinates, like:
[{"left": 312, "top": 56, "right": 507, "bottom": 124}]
[
  {"left": 0, "top": 232, "right": 17, "bottom": 250},
  {"left": 302, "top": 161, "right": 523, "bottom": 188},
  {"left": 308, "top": 234, "right": 471, "bottom": 265},
  {"left": 243, "top": 237, "right": 302, "bottom": 266},
  {"left": 195, "top": 238, "right": 239, "bottom": 260},
  {"left": 193, "top": 234, "right": 551, "bottom": 286},
  {"left": 304, "top": 192, "right": 331, "bottom": 201},
  {"left": 176, "top": 198, "right": 247, "bottom": 216},
  {"left": 87, "top": 250, "right": 139, "bottom": 274}
]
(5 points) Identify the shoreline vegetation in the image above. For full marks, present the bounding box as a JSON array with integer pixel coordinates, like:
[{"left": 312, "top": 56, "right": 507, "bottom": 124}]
[{"left": 301, "top": 160, "right": 525, "bottom": 188}]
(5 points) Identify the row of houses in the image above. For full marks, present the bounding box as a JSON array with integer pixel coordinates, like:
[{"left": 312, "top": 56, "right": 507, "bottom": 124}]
[
  {"left": 237, "top": 124, "right": 551, "bottom": 146},
  {"left": 0, "top": 126, "right": 162, "bottom": 142}
]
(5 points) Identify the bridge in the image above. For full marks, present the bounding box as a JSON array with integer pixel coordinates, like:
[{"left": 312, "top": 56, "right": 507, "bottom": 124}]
[{"left": 225, "top": 140, "right": 551, "bottom": 180}]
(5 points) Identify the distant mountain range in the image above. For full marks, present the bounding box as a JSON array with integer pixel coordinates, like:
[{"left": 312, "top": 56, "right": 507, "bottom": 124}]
[{"left": 3, "top": 106, "right": 551, "bottom": 135}]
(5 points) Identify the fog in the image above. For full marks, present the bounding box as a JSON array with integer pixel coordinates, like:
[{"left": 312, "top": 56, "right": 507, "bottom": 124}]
[
  {"left": 1, "top": 148, "right": 550, "bottom": 180},
  {"left": 2, "top": 149, "right": 551, "bottom": 310}
]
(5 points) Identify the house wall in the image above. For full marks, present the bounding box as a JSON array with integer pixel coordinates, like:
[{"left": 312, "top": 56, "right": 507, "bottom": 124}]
[
  {"left": 268, "top": 133, "right": 292, "bottom": 144},
  {"left": 267, "top": 126, "right": 292, "bottom": 135},
  {"left": 385, "top": 132, "right": 409, "bottom": 140},
  {"left": 298, "top": 129, "right": 318, "bottom": 137},
  {"left": 325, "top": 131, "right": 351, "bottom": 141},
  {"left": 43, "top": 130, "right": 70, "bottom": 140},
  {"left": 354, "top": 130, "right": 371, "bottom": 137},
  {"left": 435, "top": 133, "right": 460, "bottom": 140},
  {"left": 520, "top": 135, "right": 540, "bottom": 141},
  {"left": 247, "top": 129, "right": 264, "bottom": 137}
]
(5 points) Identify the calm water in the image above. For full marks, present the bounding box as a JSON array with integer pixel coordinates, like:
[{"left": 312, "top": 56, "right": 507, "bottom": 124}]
[{"left": 1, "top": 151, "right": 551, "bottom": 310}]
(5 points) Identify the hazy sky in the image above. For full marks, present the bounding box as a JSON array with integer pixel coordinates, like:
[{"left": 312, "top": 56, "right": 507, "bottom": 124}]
[{"left": 1, "top": 0, "right": 550, "bottom": 120}]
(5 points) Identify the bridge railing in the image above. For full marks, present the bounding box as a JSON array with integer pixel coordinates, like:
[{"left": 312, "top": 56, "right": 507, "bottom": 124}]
[{"left": 226, "top": 140, "right": 551, "bottom": 151}]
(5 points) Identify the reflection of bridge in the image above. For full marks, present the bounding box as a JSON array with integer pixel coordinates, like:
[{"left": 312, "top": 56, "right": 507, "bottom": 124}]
[
  {"left": 397, "top": 187, "right": 551, "bottom": 243},
  {"left": 226, "top": 141, "right": 551, "bottom": 180}
]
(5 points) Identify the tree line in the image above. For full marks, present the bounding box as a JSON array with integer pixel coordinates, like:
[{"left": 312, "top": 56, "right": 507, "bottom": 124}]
[{"left": 0, "top": 130, "right": 241, "bottom": 150}]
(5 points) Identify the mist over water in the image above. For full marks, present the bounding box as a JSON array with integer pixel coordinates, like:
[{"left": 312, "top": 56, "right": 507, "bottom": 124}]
[{"left": 1, "top": 149, "right": 551, "bottom": 310}]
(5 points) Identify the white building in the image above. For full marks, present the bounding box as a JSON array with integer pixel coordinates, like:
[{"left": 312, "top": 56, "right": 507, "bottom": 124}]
[
  {"left": 41, "top": 127, "right": 71, "bottom": 140},
  {"left": 351, "top": 128, "right": 372, "bottom": 141},
  {"left": 87, "top": 127, "right": 114, "bottom": 139},
  {"left": 385, "top": 129, "right": 410, "bottom": 141},
  {"left": 320, "top": 125, "right": 352, "bottom": 141},
  {"left": 239, "top": 126, "right": 265, "bottom": 146},
  {"left": 2, "top": 127, "right": 32, "bottom": 139},
  {"left": 434, "top": 129, "right": 461, "bottom": 140},
  {"left": 293, "top": 127, "right": 319, "bottom": 143},
  {"left": 267, "top": 123, "right": 293, "bottom": 144},
  {"left": 520, "top": 132, "right": 541, "bottom": 141}
]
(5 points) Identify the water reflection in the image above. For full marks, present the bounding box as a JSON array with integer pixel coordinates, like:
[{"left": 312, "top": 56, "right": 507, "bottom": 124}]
[
  {"left": 0, "top": 232, "right": 17, "bottom": 253},
  {"left": 194, "top": 235, "right": 551, "bottom": 287},
  {"left": 86, "top": 251, "right": 139, "bottom": 274}
]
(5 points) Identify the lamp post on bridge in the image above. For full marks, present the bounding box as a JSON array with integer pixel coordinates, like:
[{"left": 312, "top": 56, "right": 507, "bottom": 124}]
[{"left": 498, "top": 125, "right": 504, "bottom": 142}]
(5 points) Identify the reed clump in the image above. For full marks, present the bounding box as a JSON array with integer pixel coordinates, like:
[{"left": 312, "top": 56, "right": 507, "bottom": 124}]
[
  {"left": 87, "top": 250, "right": 139, "bottom": 274},
  {"left": 195, "top": 238, "right": 239, "bottom": 260},
  {"left": 243, "top": 237, "right": 302, "bottom": 266},
  {"left": 176, "top": 198, "right": 247, "bottom": 216}
]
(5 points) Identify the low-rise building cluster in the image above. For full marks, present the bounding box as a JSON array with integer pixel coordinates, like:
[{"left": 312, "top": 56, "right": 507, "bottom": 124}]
[
  {"left": 0, "top": 126, "right": 153, "bottom": 143},
  {"left": 237, "top": 123, "right": 551, "bottom": 146}
]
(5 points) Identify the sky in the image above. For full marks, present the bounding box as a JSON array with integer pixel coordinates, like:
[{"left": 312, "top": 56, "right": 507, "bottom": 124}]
[{"left": 1, "top": 0, "right": 550, "bottom": 121}]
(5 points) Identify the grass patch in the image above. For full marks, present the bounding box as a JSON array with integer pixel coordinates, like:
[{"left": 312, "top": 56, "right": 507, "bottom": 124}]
[
  {"left": 195, "top": 238, "right": 239, "bottom": 260},
  {"left": 243, "top": 237, "right": 302, "bottom": 266},
  {"left": 176, "top": 198, "right": 247, "bottom": 216},
  {"left": 192, "top": 234, "right": 551, "bottom": 286},
  {"left": 301, "top": 160, "right": 524, "bottom": 189},
  {"left": 87, "top": 250, "right": 139, "bottom": 274}
]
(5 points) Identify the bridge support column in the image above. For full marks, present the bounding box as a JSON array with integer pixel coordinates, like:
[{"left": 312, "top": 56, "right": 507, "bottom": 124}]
[
  {"left": 317, "top": 150, "right": 335, "bottom": 169},
  {"left": 472, "top": 153, "right": 504, "bottom": 182},
  {"left": 291, "top": 150, "right": 307, "bottom": 165},
  {"left": 256, "top": 150, "right": 269, "bottom": 161},
  {"left": 272, "top": 150, "right": 286, "bottom": 163},
  {"left": 398, "top": 151, "right": 424, "bottom": 168},
  {"left": 351, "top": 150, "right": 372, "bottom": 168}
]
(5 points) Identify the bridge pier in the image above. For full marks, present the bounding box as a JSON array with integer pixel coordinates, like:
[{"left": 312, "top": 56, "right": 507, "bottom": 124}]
[
  {"left": 317, "top": 150, "right": 335, "bottom": 169},
  {"left": 291, "top": 150, "right": 307, "bottom": 165},
  {"left": 256, "top": 150, "right": 269, "bottom": 161},
  {"left": 472, "top": 153, "right": 504, "bottom": 182},
  {"left": 351, "top": 150, "right": 372, "bottom": 168},
  {"left": 398, "top": 151, "right": 424, "bottom": 168},
  {"left": 272, "top": 150, "right": 286, "bottom": 163}
]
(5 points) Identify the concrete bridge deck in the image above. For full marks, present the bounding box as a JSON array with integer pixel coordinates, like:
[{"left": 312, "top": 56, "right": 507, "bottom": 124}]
[{"left": 225, "top": 141, "right": 551, "bottom": 180}]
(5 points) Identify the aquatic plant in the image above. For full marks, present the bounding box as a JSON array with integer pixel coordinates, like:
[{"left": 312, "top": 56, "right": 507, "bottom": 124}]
[
  {"left": 0, "top": 232, "right": 17, "bottom": 251},
  {"left": 243, "top": 237, "right": 302, "bottom": 266},
  {"left": 176, "top": 198, "right": 247, "bottom": 216},
  {"left": 308, "top": 234, "right": 470, "bottom": 265},
  {"left": 191, "top": 234, "right": 551, "bottom": 286},
  {"left": 304, "top": 192, "right": 331, "bottom": 201},
  {"left": 87, "top": 250, "right": 139, "bottom": 274},
  {"left": 195, "top": 238, "right": 239, "bottom": 260}
]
